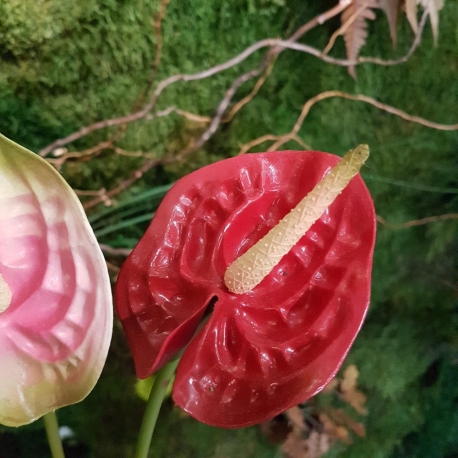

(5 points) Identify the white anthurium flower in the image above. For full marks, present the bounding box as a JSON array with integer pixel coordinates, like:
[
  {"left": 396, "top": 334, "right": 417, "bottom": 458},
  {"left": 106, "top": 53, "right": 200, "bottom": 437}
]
[{"left": 0, "top": 133, "right": 113, "bottom": 427}]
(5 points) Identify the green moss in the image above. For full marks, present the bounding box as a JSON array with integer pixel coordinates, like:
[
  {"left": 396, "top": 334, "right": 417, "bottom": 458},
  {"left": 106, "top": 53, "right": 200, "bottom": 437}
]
[{"left": 0, "top": 1, "right": 457, "bottom": 457}]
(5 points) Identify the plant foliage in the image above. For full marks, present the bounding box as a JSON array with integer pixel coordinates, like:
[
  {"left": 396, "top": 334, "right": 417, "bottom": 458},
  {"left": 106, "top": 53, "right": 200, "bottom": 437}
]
[{"left": 0, "top": 0, "right": 457, "bottom": 457}]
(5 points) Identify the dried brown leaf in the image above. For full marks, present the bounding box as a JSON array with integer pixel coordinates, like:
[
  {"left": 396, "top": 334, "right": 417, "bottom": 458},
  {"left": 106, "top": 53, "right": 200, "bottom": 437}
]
[
  {"left": 404, "top": 0, "right": 418, "bottom": 33},
  {"left": 378, "top": 0, "right": 402, "bottom": 45},
  {"left": 321, "top": 377, "right": 339, "bottom": 394},
  {"left": 340, "top": 365, "right": 368, "bottom": 415},
  {"left": 283, "top": 407, "right": 308, "bottom": 458},
  {"left": 344, "top": 389, "right": 368, "bottom": 415},
  {"left": 341, "top": 0, "right": 378, "bottom": 78},
  {"left": 283, "top": 431, "right": 308, "bottom": 458},
  {"left": 340, "top": 365, "right": 359, "bottom": 393},
  {"left": 319, "top": 413, "right": 352, "bottom": 444},
  {"left": 418, "top": 0, "right": 445, "bottom": 45},
  {"left": 305, "top": 431, "right": 331, "bottom": 458},
  {"left": 326, "top": 408, "right": 366, "bottom": 437},
  {"left": 286, "top": 406, "right": 307, "bottom": 432}
]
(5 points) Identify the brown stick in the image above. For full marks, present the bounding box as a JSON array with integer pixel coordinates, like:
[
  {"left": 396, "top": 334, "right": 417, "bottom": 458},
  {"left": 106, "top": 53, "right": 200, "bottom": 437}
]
[
  {"left": 172, "top": 68, "right": 262, "bottom": 162},
  {"left": 238, "top": 90, "right": 458, "bottom": 155},
  {"left": 38, "top": 6, "right": 427, "bottom": 158},
  {"left": 223, "top": 58, "right": 276, "bottom": 123},
  {"left": 377, "top": 213, "right": 458, "bottom": 229},
  {"left": 100, "top": 244, "right": 133, "bottom": 256},
  {"left": 81, "top": 86, "right": 457, "bottom": 210},
  {"left": 153, "top": 0, "right": 172, "bottom": 78},
  {"left": 82, "top": 158, "right": 160, "bottom": 210}
]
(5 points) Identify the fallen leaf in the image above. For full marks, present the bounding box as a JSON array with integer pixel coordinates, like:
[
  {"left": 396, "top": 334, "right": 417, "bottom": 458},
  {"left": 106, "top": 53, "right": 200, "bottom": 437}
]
[
  {"left": 305, "top": 431, "right": 330, "bottom": 458},
  {"left": 283, "top": 407, "right": 308, "bottom": 458},
  {"left": 340, "top": 364, "right": 359, "bottom": 393},
  {"left": 340, "top": 365, "right": 368, "bottom": 415},
  {"left": 319, "top": 413, "right": 352, "bottom": 444},
  {"left": 326, "top": 408, "right": 366, "bottom": 437}
]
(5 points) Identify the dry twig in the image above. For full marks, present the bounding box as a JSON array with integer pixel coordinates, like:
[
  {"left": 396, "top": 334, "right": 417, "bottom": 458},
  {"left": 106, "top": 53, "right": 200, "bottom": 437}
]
[
  {"left": 130, "top": 0, "right": 172, "bottom": 112},
  {"left": 152, "top": 0, "right": 171, "bottom": 79},
  {"left": 100, "top": 244, "right": 133, "bottom": 257},
  {"left": 238, "top": 90, "right": 458, "bottom": 155},
  {"left": 81, "top": 86, "right": 457, "bottom": 209},
  {"left": 38, "top": 6, "right": 428, "bottom": 158},
  {"left": 73, "top": 188, "right": 108, "bottom": 197},
  {"left": 83, "top": 158, "right": 160, "bottom": 210},
  {"left": 223, "top": 57, "right": 277, "bottom": 123},
  {"left": 43, "top": 2, "right": 450, "bottom": 219},
  {"left": 377, "top": 213, "right": 458, "bottom": 229},
  {"left": 46, "top": 140, "right": 114, "bottom": 170}
]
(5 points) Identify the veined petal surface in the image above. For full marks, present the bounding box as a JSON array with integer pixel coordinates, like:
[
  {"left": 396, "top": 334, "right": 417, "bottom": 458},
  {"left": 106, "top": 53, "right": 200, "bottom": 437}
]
[
  {"left": 116, "top": 151, "right": 375, "bottom": 428},
  {"left": 0, "top": 134, "right": 113, "bottom": 427}
]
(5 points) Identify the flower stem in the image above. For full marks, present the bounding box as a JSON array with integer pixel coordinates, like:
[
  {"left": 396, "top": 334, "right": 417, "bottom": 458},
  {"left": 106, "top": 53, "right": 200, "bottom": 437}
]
[
  {"left": 134, "top": 359, "right": 179, "bottom": 458},
  {"left": 43, "top": 411, "right": 65, "bottom": 458}
]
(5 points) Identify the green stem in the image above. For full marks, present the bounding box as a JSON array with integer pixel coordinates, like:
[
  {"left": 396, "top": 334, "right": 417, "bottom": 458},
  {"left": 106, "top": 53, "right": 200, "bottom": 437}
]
[
  {"left": 43, "top": 411, "right": 65, "bottom": 458},
  {"left": 134, "top": 359, "right": 179, "bottom": 458}
]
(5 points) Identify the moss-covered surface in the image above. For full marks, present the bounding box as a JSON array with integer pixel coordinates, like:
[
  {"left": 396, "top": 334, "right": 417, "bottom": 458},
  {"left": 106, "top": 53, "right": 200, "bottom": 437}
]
[{"left": 1, "top": 1, "right": 457, "bottom": 457}]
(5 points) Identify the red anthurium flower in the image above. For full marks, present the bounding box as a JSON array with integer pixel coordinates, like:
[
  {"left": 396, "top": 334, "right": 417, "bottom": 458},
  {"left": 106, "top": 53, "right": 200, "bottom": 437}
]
[{"left": 116, "top": 149, "right": 376, "bottom": 428}]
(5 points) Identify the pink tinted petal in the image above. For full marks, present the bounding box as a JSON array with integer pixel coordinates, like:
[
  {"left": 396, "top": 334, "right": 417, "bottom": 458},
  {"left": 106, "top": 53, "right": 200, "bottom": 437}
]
[{"left": 0, "top": 134, "right": 113, "bottom": 426}]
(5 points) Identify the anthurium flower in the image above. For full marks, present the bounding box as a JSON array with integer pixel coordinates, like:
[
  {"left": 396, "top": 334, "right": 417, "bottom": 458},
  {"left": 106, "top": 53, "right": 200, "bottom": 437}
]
[
  {"left": 0, "top": 134, "right": 113, "bottom": 427},
  {"left": 116, "top": 149, "right": 375, "bottom": 428}
]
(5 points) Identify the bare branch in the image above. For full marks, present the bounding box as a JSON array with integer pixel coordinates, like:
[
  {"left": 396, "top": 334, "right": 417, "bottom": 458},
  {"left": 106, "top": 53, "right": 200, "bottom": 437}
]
[
  {"left": 130, "top": 0, "right": 172, "bottom": 112},
  {"left": 290, "top": 0, "right": 351, "bottom": 40},
  {"left": 359, "top": 7, "right": 429, "bottom": 65},
  {"left": 83, "top": 158, "right": 160, "bottom": 210},
  {"left": 105, "top": 261, "right": 121, "bottom": 274},
  {"left": 326, "top": 92, "right": 458, "bottom": 131},
  {"left": 45, "top": 140, "right": 113, "bottom": 170},
  {"left": 238, "top": 134, "right": 310, "bottom": 156},
  {"left": 171, "top": 68, "right": 261, "bottom": 163},
  {"left": 223, "top": 57, "right": 277, "bottom": 123},
  {"left": 100, "top": 244, "right": 133, "bottom": 257},
  {"left": 238, "top": 89, "right": 458, "bottom": 155},
  {"left": 74, "top": 188, "right": 108, "bottom": 197},
  {"left": 113, "top": 147, "right": 157, "bottom": 159},
  {"left": 286, "top": 7, "right": 427, "bottom": 67},
  {"left": 38, "top": 6, "right": 428, "bottom": 158},
  {"left": 173, "top": 108, "right": 212, "bottom": 123},
  {"left": 152, "top": 0, "right": 172, "bottom": 78},
  {"left": 377, "top": 213, "right": 458, "bottom": 229},
  {"left": 81, "top": 86, "right": 457, "bottom": 210},
  {"left": 267, "top": 0, "right": 350, "bottom": 59}
]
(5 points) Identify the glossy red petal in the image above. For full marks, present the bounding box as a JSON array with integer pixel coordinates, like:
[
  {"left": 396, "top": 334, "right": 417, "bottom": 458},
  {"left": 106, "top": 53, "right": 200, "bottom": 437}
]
[{"left": 115, "top": 151, "right": 375, "bottom": 427}]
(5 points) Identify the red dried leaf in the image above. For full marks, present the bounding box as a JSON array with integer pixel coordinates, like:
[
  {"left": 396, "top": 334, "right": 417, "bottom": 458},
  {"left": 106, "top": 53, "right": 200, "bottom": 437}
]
[{"left": 116, "top": 151, "right": 376, "bottom": 427}]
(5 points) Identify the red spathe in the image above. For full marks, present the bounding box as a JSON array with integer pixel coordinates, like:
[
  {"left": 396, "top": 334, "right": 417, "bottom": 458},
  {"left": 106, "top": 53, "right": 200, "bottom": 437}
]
[{"left": 115, "top": 151, "right": 376, "bottom": 428}]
